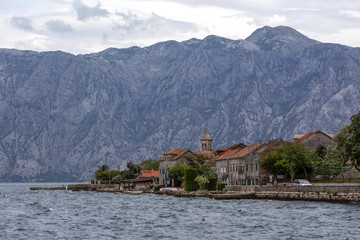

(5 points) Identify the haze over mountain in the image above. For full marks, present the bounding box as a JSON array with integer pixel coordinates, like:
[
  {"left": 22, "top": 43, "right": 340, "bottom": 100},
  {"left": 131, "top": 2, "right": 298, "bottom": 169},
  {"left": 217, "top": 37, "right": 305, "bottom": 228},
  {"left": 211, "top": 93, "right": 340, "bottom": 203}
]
[{"left": 0, "top": 26, "right": 359, "bottom": 181}]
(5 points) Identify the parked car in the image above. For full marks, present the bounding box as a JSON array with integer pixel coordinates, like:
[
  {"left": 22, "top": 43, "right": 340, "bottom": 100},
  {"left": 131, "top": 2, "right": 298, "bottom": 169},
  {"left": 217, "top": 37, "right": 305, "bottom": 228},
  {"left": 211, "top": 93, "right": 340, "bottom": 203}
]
[{"left": 293, "top": 179, "right": 311, "bottom": 186}]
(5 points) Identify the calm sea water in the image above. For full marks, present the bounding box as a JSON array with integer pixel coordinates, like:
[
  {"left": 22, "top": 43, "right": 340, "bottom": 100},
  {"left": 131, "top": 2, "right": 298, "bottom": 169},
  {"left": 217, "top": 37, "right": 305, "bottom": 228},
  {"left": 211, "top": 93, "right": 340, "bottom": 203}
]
[{"left": 1, "top": 183, "right": 360, "bottom": 240}]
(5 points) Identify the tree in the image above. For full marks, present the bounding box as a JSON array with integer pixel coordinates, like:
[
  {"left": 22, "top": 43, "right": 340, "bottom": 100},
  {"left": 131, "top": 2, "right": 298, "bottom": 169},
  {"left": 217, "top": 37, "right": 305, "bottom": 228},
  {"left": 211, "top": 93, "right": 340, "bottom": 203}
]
[
  {"left": 122, "top": 162, "right": 141, "bottom": 180},
  {"left": 346, "top": 111, "right": 360, "bottom": 171},
  {"left": 334, "top": 125, "right": 351, "bottom": 165},
  {"left": 260, "top": 149, "right": 288, "bottom": 176},
  {"left": 183, "top": 153, "right": 212, "bottom": 168},
  {"left": 168, "top": 164, "right": 186, "bottom": 187},
  {"left": 260, "top": 143, "right": 315, "bottom": 180},
  {"left": 198, "top": 165, "right": 217, "bottom": 178},
  {"left": 184, "top": 168, "right": 198, "bottom": 191},
  {"left": 312, "top": 147, "right": 343, "bottom": 178},
  {"left": 141, "top": 158, "right": 159, "bottom": 170},
  {"left": 195, "top": 175, "right": 209, "bottom": 190},
  {"left": 283, "top": 143, "right": 314, "bottom": 179}
]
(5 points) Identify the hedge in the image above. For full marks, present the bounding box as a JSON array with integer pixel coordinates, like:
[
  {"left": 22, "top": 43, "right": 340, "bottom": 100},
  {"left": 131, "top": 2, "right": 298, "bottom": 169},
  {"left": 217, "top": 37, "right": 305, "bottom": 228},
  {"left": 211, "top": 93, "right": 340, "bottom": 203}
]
[
  {"left": 218, "top": 182, "right": 227, "bottom": 191},
  {"left": 205, "top": 177, "right": 217, "bottom": 191},
  {"left": 184, "top": 168, "right": 199, "bottom": 191}
]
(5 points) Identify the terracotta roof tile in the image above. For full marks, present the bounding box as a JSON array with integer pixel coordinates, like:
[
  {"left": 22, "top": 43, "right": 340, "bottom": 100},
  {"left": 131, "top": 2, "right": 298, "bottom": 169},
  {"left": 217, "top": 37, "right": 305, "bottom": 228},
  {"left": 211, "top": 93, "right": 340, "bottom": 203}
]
[
  {"left": 195, "top": 150, "right": 216, "bottom": 158},
  {"left": 215, "top": 143, "right": 265, "bottom": 161},
  {"left": 293, "top": 130, "right": 332, "bottom": 143},
  {"left": 172, "top": 149, "right": 191, "bottom": 160},
  {"left": 137, "top": 170, "right": 159, "bottom": 178},
  {"left": 164, "top": 148, "right": 182, "bottom": 155},
  {"left": 160, "top": 148, "right": 192, "bottom": 162}
]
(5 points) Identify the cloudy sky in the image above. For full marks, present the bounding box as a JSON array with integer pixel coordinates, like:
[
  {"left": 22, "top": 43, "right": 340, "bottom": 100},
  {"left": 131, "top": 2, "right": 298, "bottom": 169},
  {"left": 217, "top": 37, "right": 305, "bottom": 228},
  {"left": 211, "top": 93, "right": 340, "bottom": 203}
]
[{"left": 1, "top": 0, "right": 360, "bottom": 54}]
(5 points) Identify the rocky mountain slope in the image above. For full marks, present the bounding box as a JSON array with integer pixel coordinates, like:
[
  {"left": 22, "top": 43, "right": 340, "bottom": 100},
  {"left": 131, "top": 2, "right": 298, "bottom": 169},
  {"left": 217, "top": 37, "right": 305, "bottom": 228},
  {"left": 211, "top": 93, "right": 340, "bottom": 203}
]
[{"left": 1, "top": 26, "right": 359, "bottom": 181}]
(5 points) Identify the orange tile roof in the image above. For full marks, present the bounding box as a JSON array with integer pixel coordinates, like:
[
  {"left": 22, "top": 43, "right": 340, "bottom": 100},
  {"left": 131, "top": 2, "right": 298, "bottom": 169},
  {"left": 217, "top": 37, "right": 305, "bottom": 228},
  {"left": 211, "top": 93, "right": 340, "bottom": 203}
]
[
  {"left": 195, "top": 150, "right": 216, "bottom": 158},
  {"left": 164, "top": 148, "right": 182, "bottom": 155},
  {"left": 215, "top": 143, "right": 265, "bottom": 161},
  {"left": 172, "top": 149, "right": 191, "bottom": 160},
  {"left": 293, "top": 130, "right": 331, "bottom": 143},
  {"left": 137, "top": 170, "right": 159, "bottom": 179},
  {"left": 231, "top": 143, "right": 266, "bottom": 158},
  {"left": 159, "top": 148, "right": 192, "bottom": 162}
]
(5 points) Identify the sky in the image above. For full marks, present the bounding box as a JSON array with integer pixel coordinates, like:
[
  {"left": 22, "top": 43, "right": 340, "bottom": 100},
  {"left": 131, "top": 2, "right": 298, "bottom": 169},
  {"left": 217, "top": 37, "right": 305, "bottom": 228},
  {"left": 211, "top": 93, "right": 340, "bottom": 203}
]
[{"left": 1, "top": 0, "right": 360, "bottom": 54}]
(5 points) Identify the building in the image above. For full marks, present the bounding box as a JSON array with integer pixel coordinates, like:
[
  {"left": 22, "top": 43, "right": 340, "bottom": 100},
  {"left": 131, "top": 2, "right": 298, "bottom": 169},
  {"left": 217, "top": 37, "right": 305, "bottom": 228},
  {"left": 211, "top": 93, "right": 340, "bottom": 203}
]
[
  {"left": 121, "top": 177, "right": 155, "bottom": 191},
  {"left": 158, "top": 128, "right": 217, "bottom": 185},
  {"left": 293, "top": 130, "right": 335, "bottom": 151},
  {"left": 215, "top": 140, "right": 286, "bottom": 186},
  {"left": 136, "top": 170, "right": 159, "bottom": 183},
  {"left": 200, "top": 128, "right": 213, "bottom": 151},
  {"left": 158, "top": 149, "right": 193, "bottom": 185}
]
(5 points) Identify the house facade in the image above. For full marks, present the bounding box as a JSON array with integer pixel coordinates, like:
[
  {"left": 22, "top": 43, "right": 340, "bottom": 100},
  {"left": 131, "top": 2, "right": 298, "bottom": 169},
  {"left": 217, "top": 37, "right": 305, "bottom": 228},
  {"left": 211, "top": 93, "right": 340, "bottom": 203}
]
[
  {"left": 158, "top": 149, "right": 193, "bottom": 185},
  {"left": 293, "top": 131, "right": 335, "bottom": 151},
  {"left": 158, "top": 128, "right": 217, "bottom": 186},
  {"left": 215, "top": 140, "right": 286, "bottom": 186}
]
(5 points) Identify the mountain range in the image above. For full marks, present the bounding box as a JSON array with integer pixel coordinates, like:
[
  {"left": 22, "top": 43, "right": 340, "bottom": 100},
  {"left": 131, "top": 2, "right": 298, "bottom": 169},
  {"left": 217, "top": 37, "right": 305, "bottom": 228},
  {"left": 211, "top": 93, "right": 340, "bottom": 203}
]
[{"left": 0, "top": 25, "right": 359, "bottom": 181}]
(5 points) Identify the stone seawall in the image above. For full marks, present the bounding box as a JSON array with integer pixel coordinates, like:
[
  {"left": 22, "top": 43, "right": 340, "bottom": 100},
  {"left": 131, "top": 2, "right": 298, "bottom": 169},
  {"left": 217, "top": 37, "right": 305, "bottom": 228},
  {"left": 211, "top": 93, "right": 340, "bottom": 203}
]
[
  {"left": 29, "top": 186, "right": 66, "bottom": 190},
  {"left": 157, "top": 188, "right": 360, "bottom": 204},
  {"left": 225, "top": 184, "right": 360, "bottom": 193},
  {"left": 30, "top": 184, "right": 121, "bottom": 192}
]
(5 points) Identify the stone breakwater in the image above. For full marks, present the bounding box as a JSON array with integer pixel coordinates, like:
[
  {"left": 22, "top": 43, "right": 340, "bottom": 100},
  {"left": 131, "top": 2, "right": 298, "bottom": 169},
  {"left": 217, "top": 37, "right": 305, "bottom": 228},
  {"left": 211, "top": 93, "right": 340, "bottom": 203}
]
[
  {"left": 155, "top": 184, "right": 360, "bottom": 204},
  {"left": 30, "top": 184, "right": 360, "bottom": 204}
]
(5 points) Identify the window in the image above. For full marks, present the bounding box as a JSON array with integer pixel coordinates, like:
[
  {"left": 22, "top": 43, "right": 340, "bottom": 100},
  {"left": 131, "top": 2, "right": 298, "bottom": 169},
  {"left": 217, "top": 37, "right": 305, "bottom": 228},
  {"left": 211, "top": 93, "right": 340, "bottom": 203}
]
[
  {"left": 246, "top": 164, "right": 248, "bottom": 171},
  {"left": 251, "top": 163, "right": 253, "bottom": 171},
  {"left": 256, "top": 163, "right": 258, "bottom": 171}
]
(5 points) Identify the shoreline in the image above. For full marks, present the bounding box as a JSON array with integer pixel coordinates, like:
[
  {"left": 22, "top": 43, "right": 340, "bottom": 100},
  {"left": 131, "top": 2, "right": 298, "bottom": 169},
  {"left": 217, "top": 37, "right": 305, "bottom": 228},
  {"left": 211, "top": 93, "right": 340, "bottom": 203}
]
[{"left": 29, "top": 183, "right": 360, "bottom": 204}]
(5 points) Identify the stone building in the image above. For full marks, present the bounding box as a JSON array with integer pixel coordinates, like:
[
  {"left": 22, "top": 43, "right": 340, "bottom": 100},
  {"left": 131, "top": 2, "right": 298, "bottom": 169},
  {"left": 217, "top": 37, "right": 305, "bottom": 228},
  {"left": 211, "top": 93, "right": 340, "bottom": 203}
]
[
  {"left": 200, "top": 128, "right": 213, "bottom": 151},
  {"left": 215, "top": 140, "right": 286, "bottom": 186},
  {"left": 293, "top": 130, "right": 335, "bottom": 151},
  {"left": 158, "top": 128, "right": 217, "bottom": 186},
  {"left": 158, "top": 149, "right": 193, "bottom": 185}
]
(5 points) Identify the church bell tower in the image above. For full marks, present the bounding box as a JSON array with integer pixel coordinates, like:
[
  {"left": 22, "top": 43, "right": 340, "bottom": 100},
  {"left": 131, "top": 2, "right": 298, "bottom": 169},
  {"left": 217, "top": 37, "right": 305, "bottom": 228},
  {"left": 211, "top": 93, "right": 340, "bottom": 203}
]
[{"left": 200, "top": 128, "right": 213, "bottom": 151}]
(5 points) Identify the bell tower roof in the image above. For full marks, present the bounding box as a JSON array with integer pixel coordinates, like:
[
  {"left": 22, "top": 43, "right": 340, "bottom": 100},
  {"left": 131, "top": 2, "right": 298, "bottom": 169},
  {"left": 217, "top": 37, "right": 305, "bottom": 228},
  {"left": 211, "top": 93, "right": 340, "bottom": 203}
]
[{"left": 201, "top": 128, "right": 212, "bottom": 141}]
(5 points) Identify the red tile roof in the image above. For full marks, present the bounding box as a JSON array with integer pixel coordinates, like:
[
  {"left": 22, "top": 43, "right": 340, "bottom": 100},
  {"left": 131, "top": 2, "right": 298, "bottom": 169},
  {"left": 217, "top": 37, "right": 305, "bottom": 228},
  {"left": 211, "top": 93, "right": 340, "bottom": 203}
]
[
  {"left": 159, "top": 148, "right": 192, "bottom": 162},
  {"left": 215, "top": 143, "right": 265, "bottom": 161},
  {"left": 195, "top": 150, "right": 216, "bottom": 158},
  {"left": 294, "top": 130, "right": 331, "bottom": 143},
  {"left": 136, "top": 170, "right": 159, "bottom": 179},
  {"left": 172, "top": 150, "right": 191, "bottom": 160},
  {"left": 164, "top": 148, "right": 182, "bottom": 155}
]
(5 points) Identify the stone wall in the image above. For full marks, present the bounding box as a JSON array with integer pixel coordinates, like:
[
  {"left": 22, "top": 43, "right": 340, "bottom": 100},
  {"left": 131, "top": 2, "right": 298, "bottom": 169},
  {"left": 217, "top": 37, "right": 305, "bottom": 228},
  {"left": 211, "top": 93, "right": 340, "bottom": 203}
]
[
  {"left": 67, "top": 184, "right": 120, "bottom": 191},
  {"left": 226, "top": 184, "right": 360, "bottom": 193}
]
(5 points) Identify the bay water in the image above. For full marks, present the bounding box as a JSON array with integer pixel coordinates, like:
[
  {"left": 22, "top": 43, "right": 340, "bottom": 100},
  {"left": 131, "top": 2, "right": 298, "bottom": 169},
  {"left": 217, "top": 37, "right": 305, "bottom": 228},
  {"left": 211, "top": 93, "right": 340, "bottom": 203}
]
[{"left": 1, "top": 183, "right": 360, "bottom": 240}]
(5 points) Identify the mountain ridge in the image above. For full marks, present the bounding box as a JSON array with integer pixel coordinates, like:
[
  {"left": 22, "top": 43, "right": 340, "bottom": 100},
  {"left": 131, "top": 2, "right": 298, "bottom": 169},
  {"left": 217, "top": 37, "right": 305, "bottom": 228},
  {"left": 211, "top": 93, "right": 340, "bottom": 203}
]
[{"left": 0, "top": 25, "right": 359, "bottom": 181}]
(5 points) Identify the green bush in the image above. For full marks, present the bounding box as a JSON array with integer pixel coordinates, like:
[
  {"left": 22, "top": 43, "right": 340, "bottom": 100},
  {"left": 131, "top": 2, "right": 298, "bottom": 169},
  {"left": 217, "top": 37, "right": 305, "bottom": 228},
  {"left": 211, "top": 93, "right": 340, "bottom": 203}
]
[
  {"left": 154, "top": 184, "right": 165, "bottom": 191},
  {"left": 218, "top": 182, "right": 227, "bottom": 191},
  {"left": 184, "top": 168, "right": 199, "bottom": 191},
  {"left": 205, "top": 177, "right": 217, "bottom": 191}
]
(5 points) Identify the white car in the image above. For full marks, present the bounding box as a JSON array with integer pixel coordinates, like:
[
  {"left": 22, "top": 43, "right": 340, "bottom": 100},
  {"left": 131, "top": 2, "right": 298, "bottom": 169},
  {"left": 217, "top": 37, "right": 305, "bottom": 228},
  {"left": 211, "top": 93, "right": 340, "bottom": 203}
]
[{"left": 293, "top": 179, "right": 311, "bottom": 186}]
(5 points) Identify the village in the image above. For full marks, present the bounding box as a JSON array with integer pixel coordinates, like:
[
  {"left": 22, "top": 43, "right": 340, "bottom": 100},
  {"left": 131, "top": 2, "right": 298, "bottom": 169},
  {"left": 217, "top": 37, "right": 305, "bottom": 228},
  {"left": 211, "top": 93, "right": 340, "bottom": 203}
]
[
  {"left": 31, "top": 112, "right": 360, "bottom": 203},
  {"left": 111, "top": 128, "right": 338, "bottom": 192}
]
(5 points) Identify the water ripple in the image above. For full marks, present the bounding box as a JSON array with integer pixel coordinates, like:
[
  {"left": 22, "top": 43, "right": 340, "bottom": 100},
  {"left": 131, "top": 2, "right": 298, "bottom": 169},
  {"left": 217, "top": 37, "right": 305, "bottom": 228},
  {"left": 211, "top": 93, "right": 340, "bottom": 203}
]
[{"left": 1, "top": 183, "right": 360, "bottom": 240}]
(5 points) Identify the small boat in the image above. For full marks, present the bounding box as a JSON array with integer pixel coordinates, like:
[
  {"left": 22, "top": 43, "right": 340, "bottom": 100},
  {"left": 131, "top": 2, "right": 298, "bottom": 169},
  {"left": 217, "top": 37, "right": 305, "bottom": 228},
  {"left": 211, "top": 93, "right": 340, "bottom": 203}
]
[
  {"left": 114, "top": 192, "right": 120, "bottom": 194},
  {"left": 160, "top": 187, "right": 183, "bottom": 191},
  {"left": 123, "top": 190, "right": 143, "bottom": 194}
]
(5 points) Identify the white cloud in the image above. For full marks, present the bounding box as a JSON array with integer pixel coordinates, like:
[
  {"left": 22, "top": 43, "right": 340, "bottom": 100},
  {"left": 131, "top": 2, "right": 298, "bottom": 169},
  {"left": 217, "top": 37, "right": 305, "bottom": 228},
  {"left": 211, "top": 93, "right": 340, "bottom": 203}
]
[
  {"left": 1, "top": 0, "right": 360, "bottom": 54},
  {"left": 266, "top": 14, "right": 286, "bottom": 26},
  {"left": 339, "top": 10, "right": 360, "bottom": 18}
]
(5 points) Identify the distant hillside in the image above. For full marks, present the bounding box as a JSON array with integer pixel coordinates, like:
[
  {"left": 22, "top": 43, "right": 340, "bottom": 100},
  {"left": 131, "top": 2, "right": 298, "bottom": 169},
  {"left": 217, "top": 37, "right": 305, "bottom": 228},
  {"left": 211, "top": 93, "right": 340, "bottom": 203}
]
[{"left": 0, "top": 25, "right": 359, "bottom": 181}]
